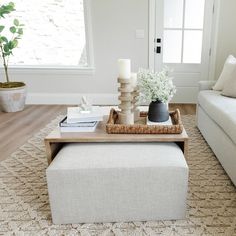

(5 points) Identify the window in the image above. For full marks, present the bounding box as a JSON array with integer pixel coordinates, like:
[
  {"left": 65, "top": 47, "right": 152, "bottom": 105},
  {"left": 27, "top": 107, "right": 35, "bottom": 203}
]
[
  {"left": 1, "top": 0, "right": 93, "bottom": 68},
  {"left": 163, "top": 0, "right": 205, "bottom": 64}
]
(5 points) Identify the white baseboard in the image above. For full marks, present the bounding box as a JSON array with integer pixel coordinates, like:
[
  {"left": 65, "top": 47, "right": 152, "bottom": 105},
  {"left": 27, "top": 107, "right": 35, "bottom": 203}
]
[
  {"left": 26, "top": 87, "right": 198, "bottom": 105},
  {"left": 26, "top": 93, "right": 119, "bottom": 105}
]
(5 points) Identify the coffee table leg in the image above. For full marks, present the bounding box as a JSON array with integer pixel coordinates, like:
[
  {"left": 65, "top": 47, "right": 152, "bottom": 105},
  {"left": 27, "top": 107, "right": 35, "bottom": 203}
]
[
  {"left": 45, "top": 141, "right": 63, "bottom": 165},
  {"left": 176, "top": 140, "right": 188, "bottom": 159},
  {"left": 183, "top": 139, "right": 188, "bottom": 159}
]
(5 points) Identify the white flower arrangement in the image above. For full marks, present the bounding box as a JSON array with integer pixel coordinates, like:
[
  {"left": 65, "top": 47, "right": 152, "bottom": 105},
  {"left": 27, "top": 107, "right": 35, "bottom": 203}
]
[{"left": 137, "top": 67, "right": 176, "bottom": 104}]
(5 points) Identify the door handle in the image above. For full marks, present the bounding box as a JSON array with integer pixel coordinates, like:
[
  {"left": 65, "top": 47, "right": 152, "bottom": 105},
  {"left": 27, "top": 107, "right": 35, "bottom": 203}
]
[{"left": 156, "top": 46, "right": 161, "bottom": 54}]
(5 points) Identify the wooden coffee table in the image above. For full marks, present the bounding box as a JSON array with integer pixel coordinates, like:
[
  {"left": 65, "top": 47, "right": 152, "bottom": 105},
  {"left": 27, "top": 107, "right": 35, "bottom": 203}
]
[{"left": 45, "top": 115, "right": 189, "bottom": 165}]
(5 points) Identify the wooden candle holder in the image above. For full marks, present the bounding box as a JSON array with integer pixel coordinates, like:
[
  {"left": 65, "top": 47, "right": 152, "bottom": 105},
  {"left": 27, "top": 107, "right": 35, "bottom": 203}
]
[
  {"left": 132, "top": 85, "right": 140, "bottom": 122},
  {"left": 118, "top": 78, "right": 134, "bottom": 125}
]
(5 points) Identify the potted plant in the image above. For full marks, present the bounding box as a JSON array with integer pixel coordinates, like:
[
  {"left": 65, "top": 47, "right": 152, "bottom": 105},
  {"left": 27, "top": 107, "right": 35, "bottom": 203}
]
[
  {"left": 0, "top": 2, "right": 25, "bottom": 112},
  {"left": 137, "top": 67, "right": 176, "bottom": 122}
]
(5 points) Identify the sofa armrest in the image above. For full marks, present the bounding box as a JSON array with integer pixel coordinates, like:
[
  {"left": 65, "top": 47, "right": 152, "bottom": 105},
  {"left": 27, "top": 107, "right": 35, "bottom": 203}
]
[{"left": 198, "top": 81, "right": 216, "bottom": 91}]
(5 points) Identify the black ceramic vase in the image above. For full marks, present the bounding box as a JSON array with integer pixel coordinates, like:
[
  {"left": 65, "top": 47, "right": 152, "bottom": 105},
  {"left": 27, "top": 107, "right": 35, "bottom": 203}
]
[{"left": 148, "top": 100, "right": 169, "bottom": 122}]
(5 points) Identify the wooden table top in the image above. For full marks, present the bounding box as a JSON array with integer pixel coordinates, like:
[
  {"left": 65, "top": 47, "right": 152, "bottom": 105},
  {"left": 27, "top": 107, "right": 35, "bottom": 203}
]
[{"left": 45, "top": 116, "right": 189, "bottom": 143}]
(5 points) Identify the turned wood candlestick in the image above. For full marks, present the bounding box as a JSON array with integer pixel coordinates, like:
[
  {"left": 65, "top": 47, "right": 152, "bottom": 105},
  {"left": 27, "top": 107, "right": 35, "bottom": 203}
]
[
  {"left": 132, "top": 85, "right": 140, "bottom": 122},
  {"left": 118, "top": 78, "right": 134, "bottom": 125}
]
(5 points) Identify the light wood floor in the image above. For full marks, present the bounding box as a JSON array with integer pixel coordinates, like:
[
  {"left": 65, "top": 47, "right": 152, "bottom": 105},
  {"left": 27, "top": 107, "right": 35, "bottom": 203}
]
[{"left": 0, "top": 104, "right": 196, "bottom": 162}]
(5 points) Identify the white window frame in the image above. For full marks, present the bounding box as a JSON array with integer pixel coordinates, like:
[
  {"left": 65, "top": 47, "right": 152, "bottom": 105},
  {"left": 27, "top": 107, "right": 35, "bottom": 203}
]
[{"left": 0, "top": 0, "right": 95, "bottom": 76}]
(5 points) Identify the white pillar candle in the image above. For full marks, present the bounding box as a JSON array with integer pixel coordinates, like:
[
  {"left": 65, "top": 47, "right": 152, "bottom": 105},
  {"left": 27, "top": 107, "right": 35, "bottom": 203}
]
[
  {"left": 118, "top": 59, "right": 131, "bottom": 79},
  {"left": 130, "top": 73, "right": 137, "bottom": 87}
]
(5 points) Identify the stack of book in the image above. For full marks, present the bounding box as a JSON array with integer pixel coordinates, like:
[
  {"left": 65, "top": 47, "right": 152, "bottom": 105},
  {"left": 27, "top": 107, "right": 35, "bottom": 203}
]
[{"left": 59, "top": 106, "right": 103, "bottom": 132}]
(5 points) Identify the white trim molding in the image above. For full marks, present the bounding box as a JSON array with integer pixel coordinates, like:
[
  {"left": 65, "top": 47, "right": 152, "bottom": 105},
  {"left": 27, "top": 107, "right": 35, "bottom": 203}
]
[
  {"left": 26, "top": 89, "right": 196, "bottom": 105},
  {"left": 84, "top": 0, "right": 95, "bottom": 68},
  {"left": 3, "top": 66, "right": 95, "bottom": 76},
  {"left": 148, "top": 0, "right": 155, "bottom": 70},
  {"left": 208, "top": 0, "right": 221, "bottom": 81},
  {"left": 26, "top": 93, "right": 119, "bottom": 105},
  {"left": 0, "top": 0, "right": 95, "bottom": 76}
]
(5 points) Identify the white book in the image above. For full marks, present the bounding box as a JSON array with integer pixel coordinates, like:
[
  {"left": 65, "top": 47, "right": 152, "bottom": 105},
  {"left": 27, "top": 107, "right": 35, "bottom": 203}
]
[
  {"left": 147, "top": 116, "right": 172, "bottom": 125},
  {"left": 67, "top": 106, "right": 103, "bottom": 123},
  {"left": 59, "top": 117, "right": 97, "bottom": 127},
  {"left": 60, "top": 121, "right": 99, "bottom": 132}
]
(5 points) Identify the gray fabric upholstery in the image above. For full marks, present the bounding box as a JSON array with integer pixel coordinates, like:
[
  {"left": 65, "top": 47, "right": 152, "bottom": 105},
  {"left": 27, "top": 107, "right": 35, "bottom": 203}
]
[
  {"left": 198, "top": 90, "right": 236, "bottom": 145},
  {"left": 46, "top": 143, "right": 188, "bottom": 224},
  {"left": 197, "top": 106, "right": 236, "bottom": 185},
  {"left": 197, "top": 81, "right": 236, "bottom": 186}
]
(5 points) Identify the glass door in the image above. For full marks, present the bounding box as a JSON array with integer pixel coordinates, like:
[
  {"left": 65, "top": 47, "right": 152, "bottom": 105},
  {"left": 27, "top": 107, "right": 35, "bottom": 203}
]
[{"left": 154, "top": 0, "right": 214, "bottom": 102}]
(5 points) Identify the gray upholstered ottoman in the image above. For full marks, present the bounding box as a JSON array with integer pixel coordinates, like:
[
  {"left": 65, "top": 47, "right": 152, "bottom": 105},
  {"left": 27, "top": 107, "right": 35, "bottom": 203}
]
[{"left": 46, "top": 143, "right": 188, "bottom": 224}]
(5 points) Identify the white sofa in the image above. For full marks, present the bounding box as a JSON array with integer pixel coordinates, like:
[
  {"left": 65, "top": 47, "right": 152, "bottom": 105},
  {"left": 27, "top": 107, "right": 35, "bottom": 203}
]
[{"left": 197, "top": 81, "right": 236, "bottom": 186}]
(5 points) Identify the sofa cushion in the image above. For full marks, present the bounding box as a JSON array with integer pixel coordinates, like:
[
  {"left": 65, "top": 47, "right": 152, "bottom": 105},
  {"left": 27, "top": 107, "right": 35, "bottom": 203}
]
[
  {"left": 212, "top": 55, "right": 236, "bottom": 91},
  {"left": 222, "top": 66, "right": 236, "bottom": 98},
  {"left": 198, "top": 90, "right": 236, "bottom": 144}
]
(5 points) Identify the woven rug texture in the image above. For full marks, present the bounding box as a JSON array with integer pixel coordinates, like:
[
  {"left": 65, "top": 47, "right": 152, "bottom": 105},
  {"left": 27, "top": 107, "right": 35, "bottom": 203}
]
[{"left": 0, "top": 115, "right": 236, "bottom": 236}]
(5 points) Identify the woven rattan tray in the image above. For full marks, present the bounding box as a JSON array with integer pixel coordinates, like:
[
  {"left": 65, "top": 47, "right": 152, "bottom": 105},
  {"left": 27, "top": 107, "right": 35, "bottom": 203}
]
[{"left": 106, "top": 108, "right": 183, "bottom": 134}]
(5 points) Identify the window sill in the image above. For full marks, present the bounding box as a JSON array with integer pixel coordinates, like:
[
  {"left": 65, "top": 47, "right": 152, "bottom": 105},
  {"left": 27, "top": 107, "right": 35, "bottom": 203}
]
[{"left": 1, "top": 66, "right": 95, "bottom": 76}]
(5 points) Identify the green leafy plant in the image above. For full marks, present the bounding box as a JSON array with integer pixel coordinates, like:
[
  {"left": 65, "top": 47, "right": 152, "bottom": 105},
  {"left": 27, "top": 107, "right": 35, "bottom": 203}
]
[{"left": 0, "top": 2, "right": 23, "bottom": 86}]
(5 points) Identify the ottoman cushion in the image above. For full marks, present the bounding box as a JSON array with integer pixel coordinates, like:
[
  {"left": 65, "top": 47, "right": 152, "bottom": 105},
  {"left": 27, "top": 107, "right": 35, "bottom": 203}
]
[{"left": 46, "top": 142, "right": 188, "bottom": 224}]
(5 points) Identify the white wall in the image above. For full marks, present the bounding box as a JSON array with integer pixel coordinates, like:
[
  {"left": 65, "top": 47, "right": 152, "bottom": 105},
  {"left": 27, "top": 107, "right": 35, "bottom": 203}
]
[
  {"left": 3, "top": 0, "right": 149, "bottom": 104},
  {"left": 2, "top": 0, "right": 236, "bottom": 104},
  {"left": 88, "top": 0, "right": 149, "bottom": 92},
  {"left": 214, "top": 0, "right": 236, "bottom": 79}
]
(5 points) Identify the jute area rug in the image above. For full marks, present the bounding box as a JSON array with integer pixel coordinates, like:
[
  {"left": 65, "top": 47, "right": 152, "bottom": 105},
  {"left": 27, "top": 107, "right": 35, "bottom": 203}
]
[{"left": 0, "top": 115, "right": 236, "bottom": 236}]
